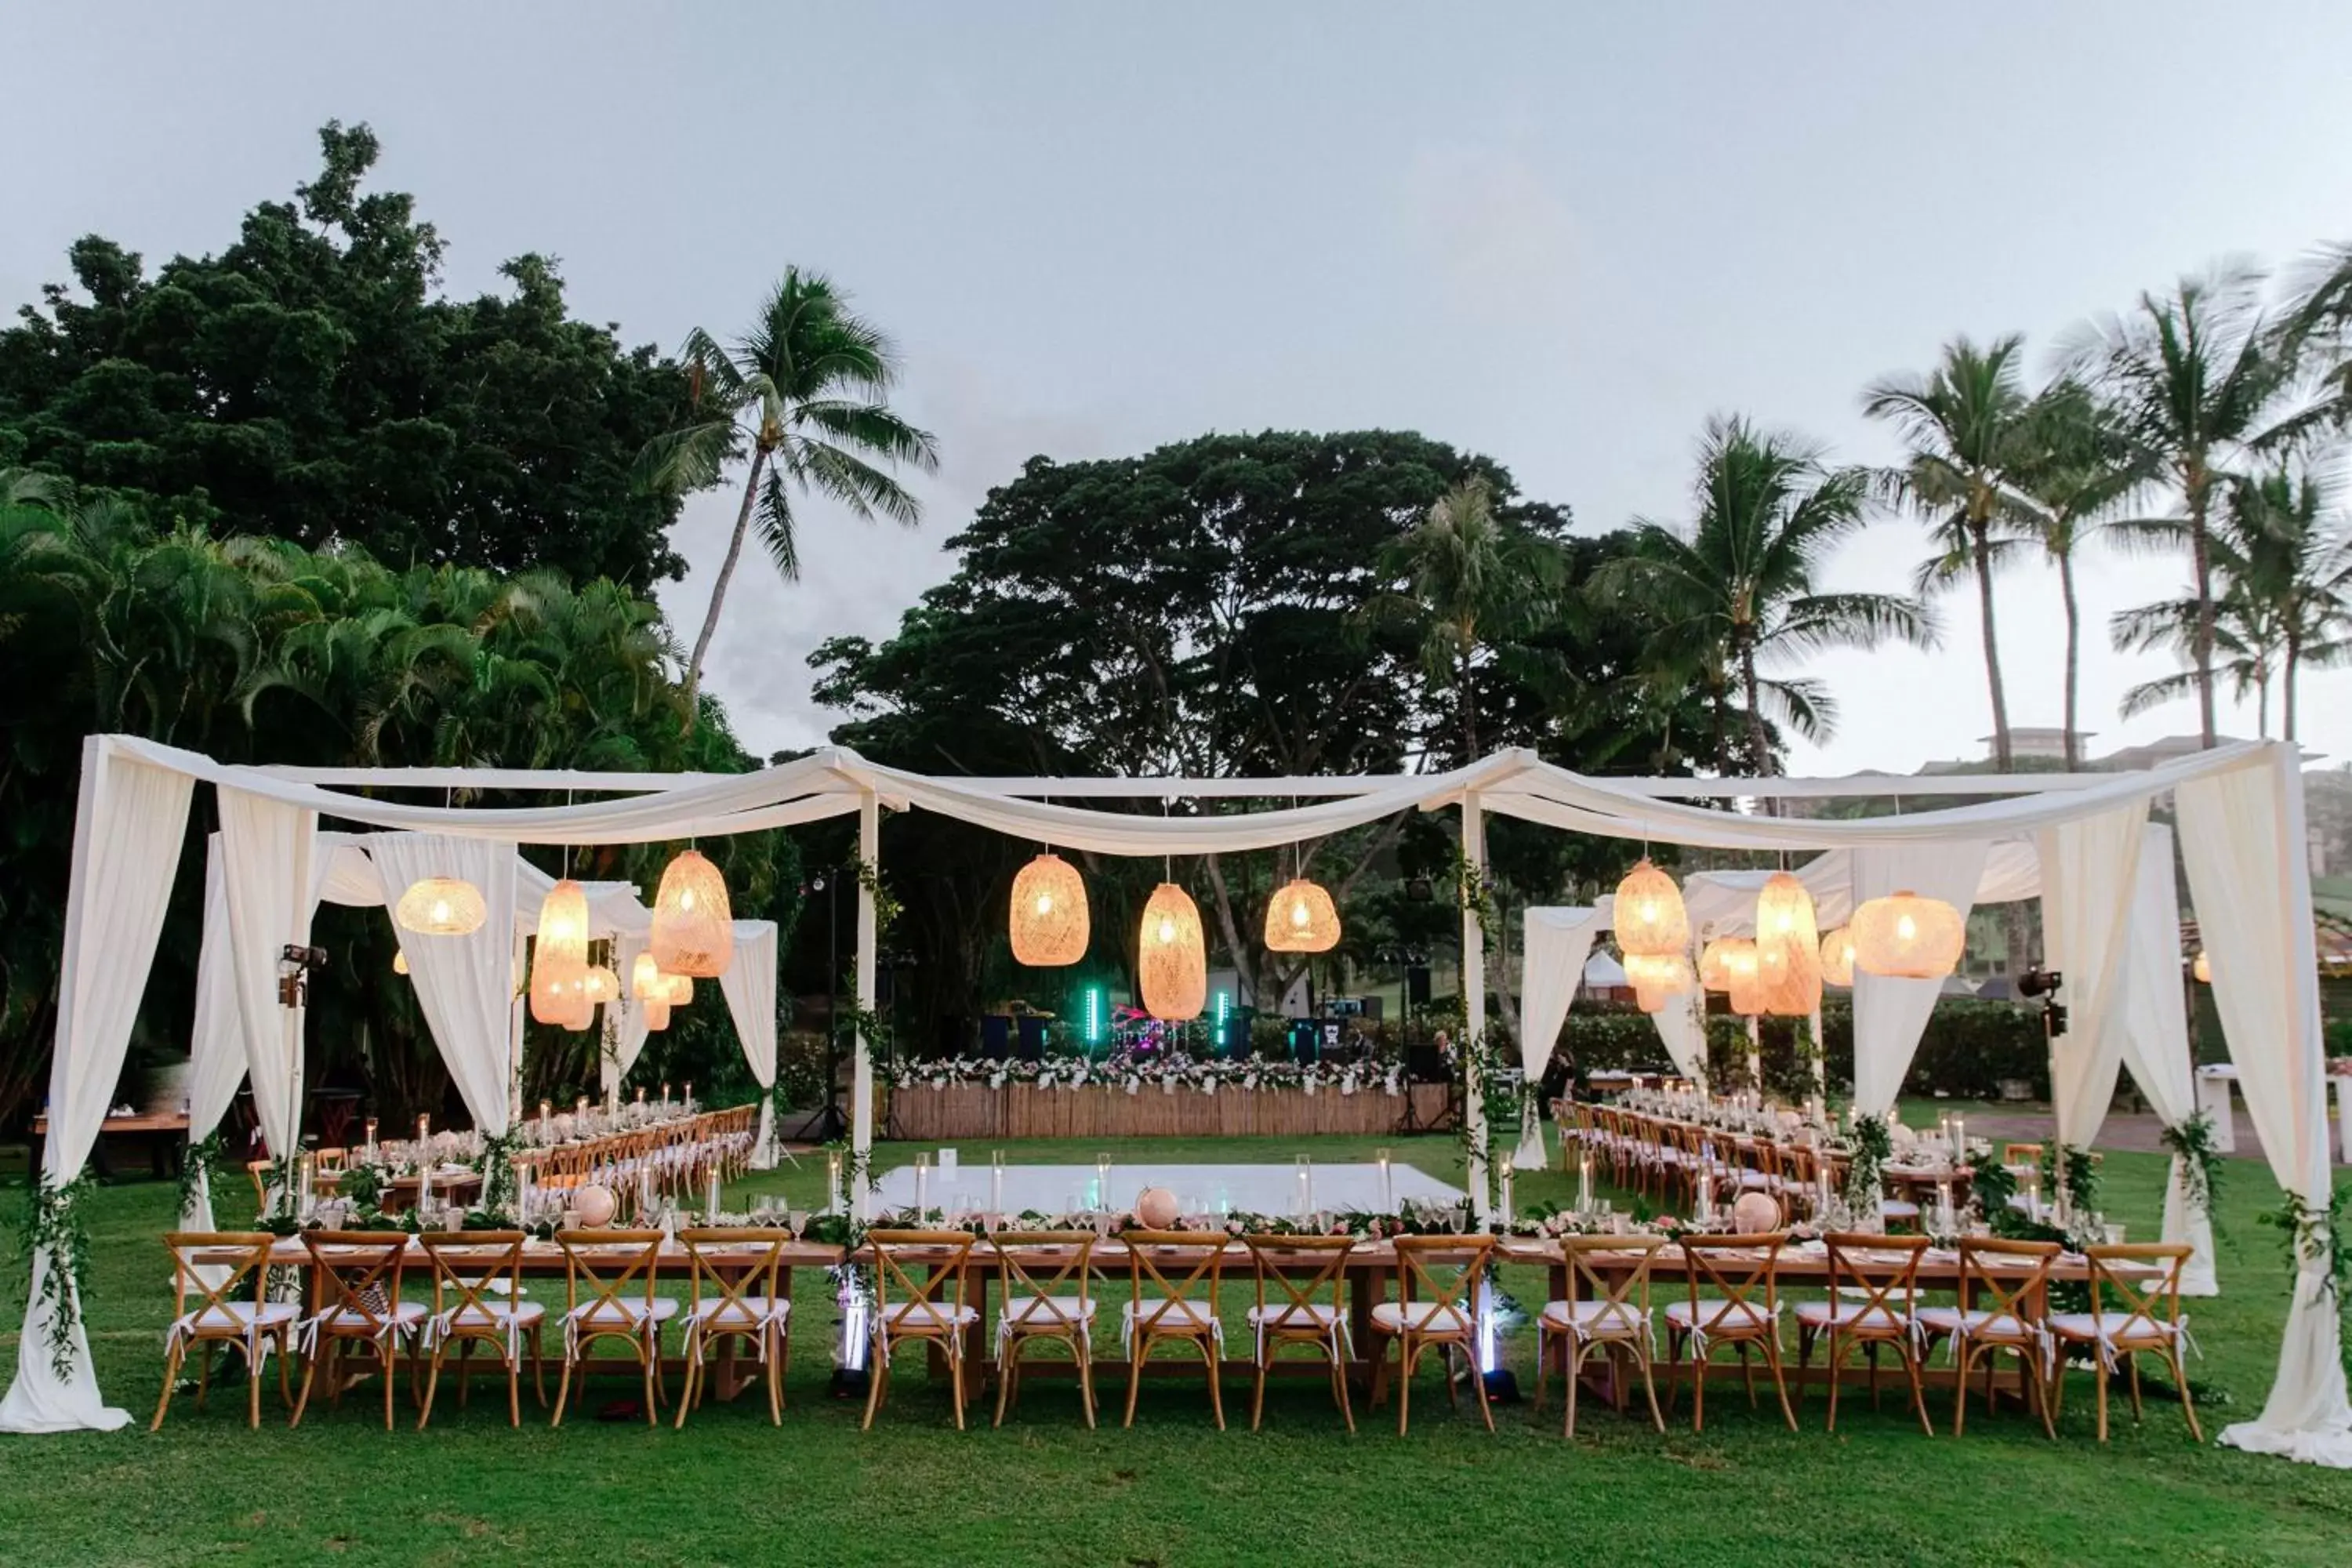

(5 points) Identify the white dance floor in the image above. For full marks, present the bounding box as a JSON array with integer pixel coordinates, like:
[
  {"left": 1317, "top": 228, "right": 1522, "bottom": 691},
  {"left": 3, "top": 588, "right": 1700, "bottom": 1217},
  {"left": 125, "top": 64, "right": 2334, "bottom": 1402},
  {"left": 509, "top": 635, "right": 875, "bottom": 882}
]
[{"left": 869, "top": 1160, "right": 1465, "bottom": 1217}]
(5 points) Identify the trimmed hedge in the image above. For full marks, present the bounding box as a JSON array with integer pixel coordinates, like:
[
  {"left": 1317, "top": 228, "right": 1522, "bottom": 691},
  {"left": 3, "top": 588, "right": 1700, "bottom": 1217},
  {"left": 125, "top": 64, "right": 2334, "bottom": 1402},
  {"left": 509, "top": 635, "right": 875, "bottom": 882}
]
[{"left": 1552, "top": 996, "right": 2049, "bottom": 1102}]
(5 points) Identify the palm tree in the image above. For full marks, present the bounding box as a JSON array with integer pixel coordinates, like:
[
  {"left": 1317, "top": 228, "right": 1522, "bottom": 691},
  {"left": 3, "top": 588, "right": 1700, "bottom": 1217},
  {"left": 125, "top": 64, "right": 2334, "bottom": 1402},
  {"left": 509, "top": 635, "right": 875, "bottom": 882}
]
[
  {"left": 2110, "top": 466, "right": 2352, "bottom": 741},
  {"left": 1864, "top": 335, "right": 2042, "bottom": 769},
  {"left": 2064, "top": 265, "right": 2294, "bottom": 746},
  {"left": 2013, "top": 380, "right": 2146, "bottom": 767},
  {"left": 1388, "top": 476, "right": 1562, "bottom": 762},
  {"left": 1596, "top": 416, "right": 1937, "bottom": 775},
  {"left": 635, "top": 269, "right": 938, "bottom": 724}
]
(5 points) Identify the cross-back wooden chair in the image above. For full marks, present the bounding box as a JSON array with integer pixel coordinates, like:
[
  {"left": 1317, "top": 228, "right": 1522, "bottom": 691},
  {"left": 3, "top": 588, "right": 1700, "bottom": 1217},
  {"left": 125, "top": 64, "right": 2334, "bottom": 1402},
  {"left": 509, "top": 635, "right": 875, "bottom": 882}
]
[
  {"left": 416, "top": 1230, "right": 546, "bottom": 1428},
  {"left": 1662, "top": 1231, "right": 1796, "bottom": 1432},
  {"left": 152, "top": 1232, "right": 298, "bottom": 1430},
  {"left": 1793, "top": 1232, "right": 1932, "bottom": 1434},
  {"left": 675, "top": 1227, "right": 793, "bottom": 1428},
  {"left": 291, "top": 1230, "right": 424, "bottom": 1429},
  {"left": 863, "top": 1229, "right": 979, "bottom": 1430},
  {"left": 551, "top": 1229, "right": 673, "bottom": 1427},
  {"left": 989, "top": 1230, "right": 1098, "bottom": 1428},
  {"left": 245, "top": 1159, "right": 274, "bottom": 1214},
  {"left": 1781, "top": 1145, "right": 1820, "bottom": 1219},
  {"left": 1370, "top": 1234, "right": 1495, "bottom": 1436},
  {"left": 1535, "top": 1234, "right": 1667, "bottom": 1437},
  {"left": 2049, "top": 1241, "right": 2201, "bottom": 1443},
  {"left": 1239, "top": 1233, "right": 1356, "bottom": 1432},
  {"left": 1120, "top": 1229, "right": 1230, "bottom": 1429},
  {"left": 1917, "top": 1235, "right": 2060, "bottom": 1438}
]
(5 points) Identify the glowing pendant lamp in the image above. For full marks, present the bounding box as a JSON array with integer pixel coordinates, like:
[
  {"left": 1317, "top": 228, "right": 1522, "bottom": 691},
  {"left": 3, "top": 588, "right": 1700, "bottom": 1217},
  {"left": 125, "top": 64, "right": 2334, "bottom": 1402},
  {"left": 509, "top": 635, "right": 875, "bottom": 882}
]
[
  {"left": 643, "top": 996, "right": 671, "bottom": 1032},
  {"left": 583, "top": 964, "right": 620, "bottom": 1007},
  {"left": 1851, "top": 890, "right": 1966, "bottom": 979},
  {"left": 1624, "top": 952, "right": 1695, "bottom": 1014},
  {"left": 395, "top": 875, "right": 488, "bottom": 937},
  {"left": 652, "top": 849, "right": 733, "bottom": 978},
  {"left": 1139, "top": 882, "right": 1207, "bottom": 1021},
  {"left": 1718, "top": 938, "right": 1763, "bottom": 1016},
  {"left": 1265, "top": 878, "right": 1341, "bottom": 954},
  {"left": 528, "top": 878, "right": 591, "bottom": 1024},
  {"left": 631, "top": 951, "right": 665, "bottom": 1000},
  {"left": 1698, "top": 938, "right": 1736, "bottom": 993},
  {"left": 1755, "top": 871, "right": 1821, "bottom": 1016},
  {"left": 2192, "top": 950, "right": 2211, "bottom": 984},
  {"left": 1613, "top": 859, "right": 1689, "bottom": 957},
  {"left": 1819, "top": 926, "right": 1856, "bottom": 988},
  {"left": 661, "top": 971, "right": 693, "bottom": 1007},
  {"left": 1010, "top": 852, "right": 1089, "bottom": 966},
  {"left": 391, "top": 947, "right": 409, "bottom": 977}
]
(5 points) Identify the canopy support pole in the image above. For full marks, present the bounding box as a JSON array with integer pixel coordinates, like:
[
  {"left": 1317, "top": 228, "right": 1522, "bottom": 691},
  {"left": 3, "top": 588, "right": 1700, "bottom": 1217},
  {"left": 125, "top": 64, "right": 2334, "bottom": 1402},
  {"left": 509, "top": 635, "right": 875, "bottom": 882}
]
[
  {"left": 1462, "top": 790, "right": 1488, "bottom": 1221},
  {"left": 851, "top": 788, "right": 878, "bottom": 1217}
]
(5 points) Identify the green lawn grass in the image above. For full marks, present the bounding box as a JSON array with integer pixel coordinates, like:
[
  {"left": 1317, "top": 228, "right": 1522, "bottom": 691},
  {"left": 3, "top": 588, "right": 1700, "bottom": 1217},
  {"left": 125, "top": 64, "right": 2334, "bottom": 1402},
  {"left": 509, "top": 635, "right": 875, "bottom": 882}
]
[{"left": 2, "top": 1118, "right": 2349, "bottom": 1566}]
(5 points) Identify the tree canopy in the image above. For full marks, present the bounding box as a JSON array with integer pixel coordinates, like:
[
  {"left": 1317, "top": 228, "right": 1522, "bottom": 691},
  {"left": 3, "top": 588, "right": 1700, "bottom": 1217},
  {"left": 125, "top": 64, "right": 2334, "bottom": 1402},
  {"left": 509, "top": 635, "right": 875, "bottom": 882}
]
[{"left": 0, "top": 122, "right": 695, "bottom": 588}]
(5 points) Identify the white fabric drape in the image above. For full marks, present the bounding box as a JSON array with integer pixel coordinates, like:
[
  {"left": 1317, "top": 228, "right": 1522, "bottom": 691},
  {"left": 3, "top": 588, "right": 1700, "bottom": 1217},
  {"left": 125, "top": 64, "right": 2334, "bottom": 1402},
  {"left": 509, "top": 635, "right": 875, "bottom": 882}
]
[
  {"left": 602, "top": 935, "right": 653, "bottom": 1105},
  {"left": 367, "top": 834, "right": 519, "bottom": 1137},
  {"left": 0, "top": 741, "right": 194, "bottom": 1433},
  {"left": 181, "top": 840, "right": 249, "bottom": 1232},
  {"left": 2114, "top": 825, "right": 2217, "bottom": 1294},
  {"left": 720, "top": 921, "right": 781, "bottom": 1167},
  {"left": 1849, "top": 840, "right": 1991, "bottom": 1114},
  {"left": 1514, "top": 908, "right": 1603, "bottom": 1170},
  {"left": 217, "top": 789, "right": 318, "bottom": 1163},
  {"left": 2038, "top": 802, "right": 2152, "bottom": 1148},
  {"left": 2180, "top": 752, "right": 2352, "bottom": 1467},
  {"left": 1651, "top": 987, "right": 1711, "bottom": 1086}
]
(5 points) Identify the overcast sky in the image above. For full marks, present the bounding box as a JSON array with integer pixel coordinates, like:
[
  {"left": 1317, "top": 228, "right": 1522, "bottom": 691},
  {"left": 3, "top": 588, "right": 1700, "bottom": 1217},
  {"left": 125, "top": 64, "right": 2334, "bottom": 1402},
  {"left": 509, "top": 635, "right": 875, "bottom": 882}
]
[{"left": 10, "top": 2, "right": 2352, "bottom": 776}]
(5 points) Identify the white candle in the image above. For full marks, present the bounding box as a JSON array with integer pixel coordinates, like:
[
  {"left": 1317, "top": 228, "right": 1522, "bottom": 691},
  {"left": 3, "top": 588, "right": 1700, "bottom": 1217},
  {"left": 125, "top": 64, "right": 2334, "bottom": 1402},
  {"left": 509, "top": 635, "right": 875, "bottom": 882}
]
[
  {"left": 1577, "top": 1152, "right": 1593, "bottom": 1215},
  {"left": 706, "top": 1165, "right": 722, "bottom": 1223},
  {"left": 915, "top": 1152, "right": 932, "bottom": 1218},
  {"left": 1497, "top": 1157, "right": 1515, "bottom": 1228},
  {"left": 990, "top": 1149, "right": 1005, "bottom": 1216},
  {"left": 827, "top": 1150, "right": 843, "bottom": 1216},
  {"left": 1376, "top": 1147, "right": 1394, "bottom": 1212}
]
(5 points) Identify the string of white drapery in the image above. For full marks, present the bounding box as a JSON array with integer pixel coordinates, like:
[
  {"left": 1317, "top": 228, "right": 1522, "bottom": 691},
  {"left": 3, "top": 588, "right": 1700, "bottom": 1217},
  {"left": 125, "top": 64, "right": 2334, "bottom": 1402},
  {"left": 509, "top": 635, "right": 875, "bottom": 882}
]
[{"left": 100, "top": 734, "right": 2279, "bottom": 855}]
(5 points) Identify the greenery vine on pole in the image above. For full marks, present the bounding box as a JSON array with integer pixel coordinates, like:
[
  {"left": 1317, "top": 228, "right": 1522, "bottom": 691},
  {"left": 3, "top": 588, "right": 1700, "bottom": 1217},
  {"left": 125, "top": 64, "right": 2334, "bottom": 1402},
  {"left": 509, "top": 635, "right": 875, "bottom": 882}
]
[
  {"left": 16, "top": 1167, "right": 97, "bottom": 1380},
  {"left": 2158, "top": 1109, "right": 2226, "bottom": 1221}
]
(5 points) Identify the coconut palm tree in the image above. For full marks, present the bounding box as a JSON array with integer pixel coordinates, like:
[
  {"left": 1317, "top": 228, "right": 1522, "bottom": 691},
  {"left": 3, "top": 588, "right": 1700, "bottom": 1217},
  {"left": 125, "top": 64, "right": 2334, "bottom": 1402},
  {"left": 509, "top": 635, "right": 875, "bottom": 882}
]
[
  {"left": 635, "top": 269, "right": 938, "bottom": 724},
  {"left": 1388, "top": 475, "right": 1563, "bottom": 763},
  {"left": 2013, "top": 380, "right": 2147, "bottom": 767},
  {"left": 2064, "top": 265, "right": 2295, "bottom": 746},
  {"left": 2110, "top": 465, "right": 2352, "bottom": 741},
  {"left": 1864, "top": 335, "right": 2043, "bottom": 768},
  {"left": 1595, "top": 416, "right": 1936, "bottom": 775}
]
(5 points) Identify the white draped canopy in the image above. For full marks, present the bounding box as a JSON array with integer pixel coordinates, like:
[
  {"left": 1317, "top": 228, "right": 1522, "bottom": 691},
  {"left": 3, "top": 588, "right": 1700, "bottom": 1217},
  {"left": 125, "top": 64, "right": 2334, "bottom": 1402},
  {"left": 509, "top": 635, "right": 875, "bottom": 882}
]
[{"left": 3, "top": 732, "right": 2341, "bottom": 1469}]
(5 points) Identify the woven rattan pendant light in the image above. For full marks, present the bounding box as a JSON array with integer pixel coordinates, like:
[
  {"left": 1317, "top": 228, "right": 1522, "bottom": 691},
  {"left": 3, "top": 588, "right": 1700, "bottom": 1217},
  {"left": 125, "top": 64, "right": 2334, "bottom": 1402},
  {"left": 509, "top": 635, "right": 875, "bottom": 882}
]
[
  {"left": 1755, "top": 871, "right": 1821, "bottom": 1016},
  {"left": 395, "top": 875, "right": 488, "bottom": 937},
  {"left": 1851, "top": 890, "right": 1965, "bottom": 979},
  {"left": 1613, "top": 859, "right": 1689, "bottom": 957},
  {"left": 1265, "top": 877, "right": 1341, "bottom": 954},
  {"left": 1819, "top": 926, "right": 1856, "bottom": 988},
  {"left": 1010, "top": 852, "right": 1089, "bottom": 966},
  {"left": 652, "top": 848, "right": 733, "bottom": 978},
  {"left": 528, "top": 878, "right": 591, "bottom": 1024},
  {"left": 1139, "top": 881, "right": 1207, "bottom": 1020},
  {"left": 1719, "top": 938, "right": 1763, "bottom": 1016}
]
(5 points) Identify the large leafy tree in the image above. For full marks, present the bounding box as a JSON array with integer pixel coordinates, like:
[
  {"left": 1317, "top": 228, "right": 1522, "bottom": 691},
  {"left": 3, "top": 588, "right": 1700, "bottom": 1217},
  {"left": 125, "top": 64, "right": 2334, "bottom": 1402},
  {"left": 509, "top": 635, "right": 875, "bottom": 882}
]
[
  {"left": 1864, "top": 335, "right": 2040, "bottom": 768},
  {"left": 1596, "top": 416, "right": 1936, "bottom": 778},
  {"left": 0, "top": 123, "right": 694, "bottom": 588},
  {"left": 635, "top": 269, "right": 938, "bottom": 720},
  {"left": 2065, "top": 266, "right": 2296, "bottom": 746},
  {"left": 0, "top": 478, "right": 797, "bottom": 1131},
  {"left": 812, "top": 430, "right": 1687, "bottom": 1022}
]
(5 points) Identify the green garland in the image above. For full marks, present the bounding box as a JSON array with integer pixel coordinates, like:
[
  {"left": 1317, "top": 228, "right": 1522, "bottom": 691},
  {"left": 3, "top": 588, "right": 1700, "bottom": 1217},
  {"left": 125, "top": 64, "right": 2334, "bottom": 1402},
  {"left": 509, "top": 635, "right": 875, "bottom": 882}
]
[
  {"left": 1450, "top": 844, "right": 1498, "bottom": 946},
  {"left": 176, "top": 1131, "right": 226, "bottom": 1221},
  {"left": 1842, "top": 1112, "right": 1891, "bottom": 1214},
  {"left": 2158, "top": 1110, "right": 2225, "bottom": 1219},
  {"left": 2256, "top": 1184, "right": 2350, "bottom": 1377},
  {"left": 851, "top": 855, "right": 902, "bottom": 948},
  {"left": 17, "top": 1169, "right": 96, "bottom": 1380},
  {"left": 2045, "top": 1140, "right": 2100, "bottom": 1218},
  {"left": 471, "top": 1126, "right": 526, "bottom": 1224},
  {"left": 1455, "top": 1028, "right": 1523, "bottom": 1206}
]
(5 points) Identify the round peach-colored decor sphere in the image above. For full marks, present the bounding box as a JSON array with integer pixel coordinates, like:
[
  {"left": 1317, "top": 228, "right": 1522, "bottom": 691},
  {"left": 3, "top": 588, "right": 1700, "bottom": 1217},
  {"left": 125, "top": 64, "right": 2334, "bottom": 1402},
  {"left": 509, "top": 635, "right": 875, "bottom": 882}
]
[
  {"left": 572, "top": 1183, "right": 619, "bottom": 1228},
  {"left": 1134, "top": 1187, "right": 1183, "bottom": 1229},
  {"left": 1731, "top": 1192, "right": 1780, "bottom": 1234}
]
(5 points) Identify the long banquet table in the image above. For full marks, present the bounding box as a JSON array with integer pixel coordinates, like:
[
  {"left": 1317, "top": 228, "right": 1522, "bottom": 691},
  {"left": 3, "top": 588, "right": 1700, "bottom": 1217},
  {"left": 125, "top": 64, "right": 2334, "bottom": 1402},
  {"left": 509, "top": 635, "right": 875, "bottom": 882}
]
[{"left": 227, "top": 1230, "right": 2139, "bottom": 1406}]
